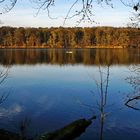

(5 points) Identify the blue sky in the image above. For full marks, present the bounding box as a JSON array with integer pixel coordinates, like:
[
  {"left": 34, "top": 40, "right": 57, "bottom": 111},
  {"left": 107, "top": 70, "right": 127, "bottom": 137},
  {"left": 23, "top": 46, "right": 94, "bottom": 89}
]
[{"left": 0, "top": 0, "right": 134, "bottom": 27}]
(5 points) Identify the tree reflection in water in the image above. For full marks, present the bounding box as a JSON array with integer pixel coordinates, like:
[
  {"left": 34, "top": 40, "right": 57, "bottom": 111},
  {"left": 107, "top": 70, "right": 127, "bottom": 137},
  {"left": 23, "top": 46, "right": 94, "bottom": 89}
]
[
  {"left": 88, "top": 64, "right": 140, "bottom": 140},
  {"left": 0, "top": 67, "right": 10, "bottom": 105},
  {"left": 125, "top": 65, "right": 140, "bottom": 110},
  {"left": 98, "top": 65, "right": 110, "bottom": 140},
  {"left": 0, "top": 49, "right": 139, "bottom": 140},
  {"left": 0, "top": 49, "right": 139, "bottom": 66},
  {"left": 91, "top": 65, "right": 111, "bottom": 140},
  {"left": 77, "top": 64, "right": 112, "bottom": 140}
]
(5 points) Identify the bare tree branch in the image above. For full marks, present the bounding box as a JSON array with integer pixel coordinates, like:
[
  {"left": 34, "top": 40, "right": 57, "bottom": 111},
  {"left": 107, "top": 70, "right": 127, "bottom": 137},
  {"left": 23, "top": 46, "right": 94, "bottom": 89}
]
[
  {"left": 0, "top": 0, "right": 17, "bottom": 14},
  {"left": 0, "top": 0, "right": 140, "bottom": 26}
]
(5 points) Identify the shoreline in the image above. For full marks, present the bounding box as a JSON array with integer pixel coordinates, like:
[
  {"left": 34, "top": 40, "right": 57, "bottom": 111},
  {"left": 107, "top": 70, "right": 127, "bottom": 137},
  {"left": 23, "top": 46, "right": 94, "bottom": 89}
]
[{"left": 0, "top": 46, "right": 138, "bottom": 49}]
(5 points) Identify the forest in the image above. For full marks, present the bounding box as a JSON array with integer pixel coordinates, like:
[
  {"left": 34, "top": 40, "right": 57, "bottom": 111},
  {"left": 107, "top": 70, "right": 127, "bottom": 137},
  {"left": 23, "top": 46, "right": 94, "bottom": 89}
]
[{"left": 0, "top": 26, "right": 140, "bottom": 48}]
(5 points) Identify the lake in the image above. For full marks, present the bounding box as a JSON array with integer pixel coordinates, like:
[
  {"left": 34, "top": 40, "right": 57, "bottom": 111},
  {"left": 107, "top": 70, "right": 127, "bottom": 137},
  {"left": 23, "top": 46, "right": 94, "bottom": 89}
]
[{"left": 0, "top": 49, "right": 140, "bottom": 140}]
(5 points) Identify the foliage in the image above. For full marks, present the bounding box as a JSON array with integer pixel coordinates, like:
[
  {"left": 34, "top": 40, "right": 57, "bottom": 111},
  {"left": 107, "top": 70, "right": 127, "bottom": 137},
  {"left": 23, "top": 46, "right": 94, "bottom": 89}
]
[{"left": 0, "top": 26, "right": 140, "bottom": 48}]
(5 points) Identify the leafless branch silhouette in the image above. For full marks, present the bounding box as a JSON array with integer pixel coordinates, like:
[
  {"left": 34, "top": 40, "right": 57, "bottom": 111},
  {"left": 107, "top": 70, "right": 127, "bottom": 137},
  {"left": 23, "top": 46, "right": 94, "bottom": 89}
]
[{"left": 0, "top": 0, "right": 140, "bottom": 25}]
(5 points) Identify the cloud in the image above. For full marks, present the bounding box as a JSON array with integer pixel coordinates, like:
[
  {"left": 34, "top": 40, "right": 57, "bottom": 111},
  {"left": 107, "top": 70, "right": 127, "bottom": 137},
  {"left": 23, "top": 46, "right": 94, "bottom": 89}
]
[{"left": 0, "top": 104, "right": 22, "bottom": 118}]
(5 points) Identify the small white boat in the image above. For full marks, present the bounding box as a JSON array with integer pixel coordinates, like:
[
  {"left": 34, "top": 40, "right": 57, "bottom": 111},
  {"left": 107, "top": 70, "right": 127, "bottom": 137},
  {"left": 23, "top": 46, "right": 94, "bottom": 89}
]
[{"left": 66, "top": 51, "right": 73, "bottom": 54}]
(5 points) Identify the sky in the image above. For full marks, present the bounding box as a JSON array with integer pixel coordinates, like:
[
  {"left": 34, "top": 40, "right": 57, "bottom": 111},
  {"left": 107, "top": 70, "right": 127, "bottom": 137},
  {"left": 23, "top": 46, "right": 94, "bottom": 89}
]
[{"left": 0, "top": 0, "right": 135, "bottom": 27}]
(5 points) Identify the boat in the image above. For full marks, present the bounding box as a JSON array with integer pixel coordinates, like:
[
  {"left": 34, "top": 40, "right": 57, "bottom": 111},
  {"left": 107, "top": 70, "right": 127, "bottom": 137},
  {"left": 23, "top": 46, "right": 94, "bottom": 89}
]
[{"left": 66, "top": 51, "right": 73, "bottom": 54}]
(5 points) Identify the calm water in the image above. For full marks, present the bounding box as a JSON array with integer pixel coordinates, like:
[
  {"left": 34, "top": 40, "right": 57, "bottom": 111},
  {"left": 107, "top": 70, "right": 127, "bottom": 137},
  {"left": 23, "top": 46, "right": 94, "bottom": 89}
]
[{"left": 0, "top": 49, "right": 140, "bottom": 140}]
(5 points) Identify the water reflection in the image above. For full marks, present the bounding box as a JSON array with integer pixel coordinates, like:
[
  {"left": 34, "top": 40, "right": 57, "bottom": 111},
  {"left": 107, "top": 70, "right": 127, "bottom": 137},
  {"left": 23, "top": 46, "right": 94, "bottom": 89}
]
[
  {"left": 0, "top": 49, "right": 139, "bottom": 65},
  {"left": 77, "top": 64, "right": 113, "bottom": 140},
  {"left": 98, "top": 65, "right": 110, "bottom": 140},
  {"left": 125, "top": 65, "right": 140, "bottom": 110},
  {"left": 0, "top": 67, "right": 10, "bottom": 105},
  {"left": 0, "top": 49, "right": 139, "bottom": 140}
]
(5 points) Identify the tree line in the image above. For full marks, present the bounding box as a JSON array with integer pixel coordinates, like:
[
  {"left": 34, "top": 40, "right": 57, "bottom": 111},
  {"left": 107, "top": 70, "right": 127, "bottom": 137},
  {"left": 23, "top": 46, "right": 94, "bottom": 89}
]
[{"left": 0, "top": 26, "right": 140, "bottom": 48}]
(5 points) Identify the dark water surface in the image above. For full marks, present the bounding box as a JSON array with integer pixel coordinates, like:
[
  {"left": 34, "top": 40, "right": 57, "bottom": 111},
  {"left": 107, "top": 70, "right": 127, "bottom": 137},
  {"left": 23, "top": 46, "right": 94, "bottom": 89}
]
[{"left": 0, "top": 49, "right": 140, "bottom": 140}]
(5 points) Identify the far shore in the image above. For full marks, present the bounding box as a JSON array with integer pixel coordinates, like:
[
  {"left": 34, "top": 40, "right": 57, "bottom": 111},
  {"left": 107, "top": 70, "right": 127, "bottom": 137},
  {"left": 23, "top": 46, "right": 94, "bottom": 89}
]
[{"left": 0, "top": 46, "right": 139, "bottom": 49}]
